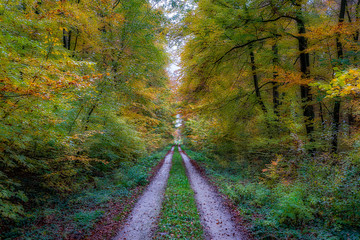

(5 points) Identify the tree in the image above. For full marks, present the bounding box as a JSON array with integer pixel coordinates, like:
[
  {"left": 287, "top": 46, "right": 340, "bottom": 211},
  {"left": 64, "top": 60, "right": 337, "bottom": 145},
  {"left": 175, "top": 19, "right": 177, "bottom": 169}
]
[
  {"left": 179, "top": 0, "right": 360, "bottom": 156},
  {"left": 0, "top": 0, "right": 173, "bottom": 223}
]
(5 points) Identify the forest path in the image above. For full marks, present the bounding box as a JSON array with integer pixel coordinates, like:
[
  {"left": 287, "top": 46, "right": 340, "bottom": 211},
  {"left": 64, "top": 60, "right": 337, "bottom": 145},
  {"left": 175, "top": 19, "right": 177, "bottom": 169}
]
[
  {"left": 114, "top": 147, "right": 174, "bottom": 240},
  {"left": 179, "top": 146, "right": 247, "bottom": 240}
]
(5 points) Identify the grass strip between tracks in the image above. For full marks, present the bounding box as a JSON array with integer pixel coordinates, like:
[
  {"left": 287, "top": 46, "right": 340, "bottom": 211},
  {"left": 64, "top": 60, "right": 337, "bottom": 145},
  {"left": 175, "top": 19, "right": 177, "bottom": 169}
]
[{"left": 154, "top": 149, "right": 203, "bottom": 239}]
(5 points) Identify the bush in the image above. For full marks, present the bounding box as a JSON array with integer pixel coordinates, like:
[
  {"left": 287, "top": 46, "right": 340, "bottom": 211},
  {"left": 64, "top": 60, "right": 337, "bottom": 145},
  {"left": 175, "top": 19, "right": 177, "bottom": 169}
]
[
  {"left": 72, "top": 210, "right": 104, "bottom": 230},
  {"left": 87, "top": 117, "right": 145, "bottom": 166},
  {"left": 272, "top": 184, "right": 315, "bottom": 225},
  {"left": 1, "top": 146, "right": 171, "bottom": 239}
]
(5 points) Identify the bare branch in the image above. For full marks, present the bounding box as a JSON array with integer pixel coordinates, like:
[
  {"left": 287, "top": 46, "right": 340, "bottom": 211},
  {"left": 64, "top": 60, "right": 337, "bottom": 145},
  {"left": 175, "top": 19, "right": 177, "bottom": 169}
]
[{"left": 214, "top": 35, "right": 279, "bottom": 65}]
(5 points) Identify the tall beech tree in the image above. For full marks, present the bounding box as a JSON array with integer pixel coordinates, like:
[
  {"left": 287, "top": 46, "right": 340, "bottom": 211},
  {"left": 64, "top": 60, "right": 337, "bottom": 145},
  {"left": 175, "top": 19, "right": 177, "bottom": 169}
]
[
  {"left": 332, "top": 0, "right": 347, "bottom": 152},
  {"left": 294, "top": 0, "right": 315, "bottom": 141}
]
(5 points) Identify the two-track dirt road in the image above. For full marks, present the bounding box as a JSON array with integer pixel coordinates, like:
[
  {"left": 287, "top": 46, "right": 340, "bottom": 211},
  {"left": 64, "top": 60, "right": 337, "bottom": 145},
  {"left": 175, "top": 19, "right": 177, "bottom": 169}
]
[{"left": 114, "top": 146, "right": 247, "bottom": 240}]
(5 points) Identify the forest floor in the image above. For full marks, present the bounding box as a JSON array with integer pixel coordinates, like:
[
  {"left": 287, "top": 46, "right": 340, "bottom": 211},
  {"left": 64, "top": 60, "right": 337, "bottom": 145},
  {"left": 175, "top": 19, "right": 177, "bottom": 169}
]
[
  {"left": 4, "top": 148, "right": 172, "bottom": 240},
  {"left": 115, "top": 146, "right": 249, "bottom": 240}
]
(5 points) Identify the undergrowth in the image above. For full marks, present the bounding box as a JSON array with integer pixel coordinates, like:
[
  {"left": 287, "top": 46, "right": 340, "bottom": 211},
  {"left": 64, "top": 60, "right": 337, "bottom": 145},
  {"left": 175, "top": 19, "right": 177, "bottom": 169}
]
[
  {"left": 154, "top": 149, "right": 203, "bottom": 239},
  {"left": 1, "top": 146, "right": 171, "bottom": 240},
  {"left": 184, "top": 147, "right": 360, "bottom": 240}
]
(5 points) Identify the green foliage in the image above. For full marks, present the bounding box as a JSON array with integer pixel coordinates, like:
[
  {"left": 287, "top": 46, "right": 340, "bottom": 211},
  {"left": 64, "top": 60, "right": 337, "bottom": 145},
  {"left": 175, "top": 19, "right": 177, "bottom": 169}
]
[
  {"left": 72, "top": 210, "right": 104, "bottom": 231},
  {"left": 1, "top": 146, "right": 170, "bottom": 239},
  {"left": 0, "top": 183, "right": 27, "bottom": 220},
  {"left": 114, "top": 165, "right": 148, "bottom": 188},
  {"left": 0, "top": 0, "right": 173, "bottom": 226},
  {"left": 155, "top": 150, "right": 204, "bottom": 239},
  {"left": 185, "top": 147, "right": 360, "bottom": 239},
  {"left": 272, "top": 184, "right": 315, "bottom": 225},
  {"left": 87, "top": 116, "right": 146, "bottom": 165}
]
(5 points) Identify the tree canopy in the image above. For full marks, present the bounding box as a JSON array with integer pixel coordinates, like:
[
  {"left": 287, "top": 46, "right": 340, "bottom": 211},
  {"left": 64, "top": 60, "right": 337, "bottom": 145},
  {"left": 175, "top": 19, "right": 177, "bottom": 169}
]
[
  {"left": 179, "top": 0, "right": 360, "bottom": 154},
  {"left": 0, "top": 0, "right": 173, "bottom": 221}
]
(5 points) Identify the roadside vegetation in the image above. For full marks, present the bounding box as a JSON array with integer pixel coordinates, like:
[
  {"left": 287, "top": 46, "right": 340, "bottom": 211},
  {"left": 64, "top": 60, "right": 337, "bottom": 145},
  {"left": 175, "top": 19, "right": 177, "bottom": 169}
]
[
  {"left": 178, "top": 0, "right": 360, "bottom": 239},
  {"left": 1, "top": 147, "right": 171, "bottom": 239},
  {"left": 154, "top": 149, "right": 204, "bottom": 239},
  {"left": 0, "top": 0, "right": 173, "bottom": 236},
  {"left": 184, "top": 147, "right": 360, "bottom": 239}
]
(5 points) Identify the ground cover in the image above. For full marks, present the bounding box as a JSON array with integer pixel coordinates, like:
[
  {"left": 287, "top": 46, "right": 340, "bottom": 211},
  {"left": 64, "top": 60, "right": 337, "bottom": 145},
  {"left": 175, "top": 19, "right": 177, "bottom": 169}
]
[
  {"left": 2, "top": 147, "right": 171, "bottom": 240},
  {"left": 184, "top": 147, "right": 360, "bottom": 240}
]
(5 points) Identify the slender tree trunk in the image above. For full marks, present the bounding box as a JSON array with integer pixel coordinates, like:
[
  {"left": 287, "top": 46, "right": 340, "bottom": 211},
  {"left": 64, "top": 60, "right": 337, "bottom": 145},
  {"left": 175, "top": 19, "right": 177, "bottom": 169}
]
[
  {"left": 249, "top": 45, "right": 267, "bottom": 113},
  {"left": 295, "top": 9, "right": 315, "bottom": 141},
  {"left": 331, "top": 0, "right": 347, "bottom": 153},
  {"left": 84, "top": 104, "right": 96, "bottom": 131},
  {"left": 354, "top": 0, "right": 360, "bottom": 65},
  {"left": 319, "top": 102, "right": 325, "bottom": 128},
  {"left": 272, "top": 43, "right": 280, "bottom": 117},
  {"left": 348, "top": 0, "right": 360, "bottom": 42},
  {"left": 63, "top": 28, "right": 71, "bottom": 50},
  {"left": 73, "top": 29, "right": 79, "bottom": 51},
  {"left": 332, "top": 101, "right": 341, "bottom": 152},
  {"left": 45, "top": 42, "right": 54, "bottom": 61},
  {"left": 348, "top": 107, "right": 354, "bottom": 136}
]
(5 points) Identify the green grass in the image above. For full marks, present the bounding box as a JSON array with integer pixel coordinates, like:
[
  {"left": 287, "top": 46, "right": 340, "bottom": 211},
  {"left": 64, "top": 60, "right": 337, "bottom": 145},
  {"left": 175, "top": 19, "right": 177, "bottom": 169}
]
[{"left": 154, "top": 150, "right": 204, "bottom": 239}]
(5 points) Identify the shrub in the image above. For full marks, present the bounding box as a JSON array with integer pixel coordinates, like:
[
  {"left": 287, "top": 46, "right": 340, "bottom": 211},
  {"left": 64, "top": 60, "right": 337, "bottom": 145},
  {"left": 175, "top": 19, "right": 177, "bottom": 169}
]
[
  {"left": 272, "top": 186, "right": 315, "bottom": 225},
  {"left": 72, "top": 210, "right": 104, "bottom": 230}
]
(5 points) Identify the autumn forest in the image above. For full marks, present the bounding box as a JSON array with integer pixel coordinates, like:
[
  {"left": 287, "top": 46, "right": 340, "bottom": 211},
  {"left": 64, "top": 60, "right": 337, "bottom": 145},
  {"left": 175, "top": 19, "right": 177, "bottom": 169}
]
[{"left": 1, "top": 0, "right": 360, "bottom": 239}]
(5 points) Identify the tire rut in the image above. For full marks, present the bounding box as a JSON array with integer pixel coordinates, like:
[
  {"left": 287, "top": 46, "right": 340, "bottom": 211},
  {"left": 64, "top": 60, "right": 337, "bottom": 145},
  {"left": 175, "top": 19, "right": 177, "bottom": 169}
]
[
  {"left": 179, "top": 146, "right": 247, "bottom": 240},
  {"left": 114, "top": 147, "right": 174, "bottom": 240}
]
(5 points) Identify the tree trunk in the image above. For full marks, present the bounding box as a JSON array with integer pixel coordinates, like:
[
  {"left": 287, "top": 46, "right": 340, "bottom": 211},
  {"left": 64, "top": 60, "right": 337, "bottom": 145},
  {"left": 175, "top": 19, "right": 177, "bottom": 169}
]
[
  {"left": 319, "top": 102, "right": 325, "bottom": 129},
  {"left": 332, "top": 101, "right": 341, "bottom": 152},
  {"left": 84, "top": 104, "right": 96, "bottom": 131},
  {"left": 295, "top": 9, "right": 315, "bottom": 141},
  {"left": 63, "top": 28, "right": 72, "bottom": 50},
  {"left": 348, "top": 107, "right": 354, "bottom": 136},
  {"left": 272, "top": 43, "right": 280, "bottom": 117},
  {"left": 331, "top": 0, "right": 346, "bottom": 153},
  {"left": 73, "top": 29, "right": 79, "bottom": 51},
  {"left": 356, "top": 0, "right": 360, "bottom": 42},
  {"left": 336, "top": 0, "right": 346, "bottom": 60},
  {"left": 249, "top": 45, "right": 267, "bottom": 113},
  {"left": 68, "top": 105, "right": 83, "bottom": 134}
]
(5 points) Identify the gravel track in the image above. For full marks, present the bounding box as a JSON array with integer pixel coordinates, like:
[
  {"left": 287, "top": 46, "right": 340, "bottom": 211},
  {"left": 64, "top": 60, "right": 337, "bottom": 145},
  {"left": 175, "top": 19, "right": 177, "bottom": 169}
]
[
  {"left": 179, "top": 146, "right": 246, "bottom": 240},
  {"left": 114, "top": 147, "right": 174, "bottom": 240}
]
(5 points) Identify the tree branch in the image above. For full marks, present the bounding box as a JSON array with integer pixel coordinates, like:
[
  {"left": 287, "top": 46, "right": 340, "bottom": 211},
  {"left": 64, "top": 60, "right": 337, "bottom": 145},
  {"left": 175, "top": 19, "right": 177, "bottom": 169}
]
[{"left": 214, "top": 35, "right": 279, "bottom": 64}]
